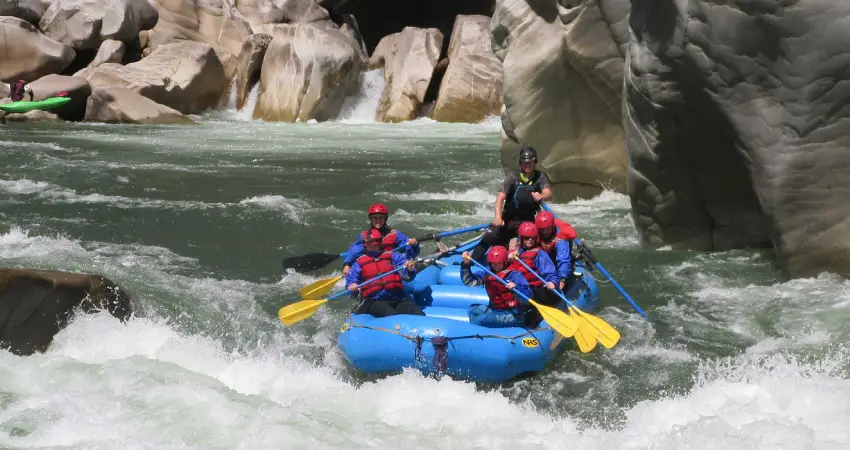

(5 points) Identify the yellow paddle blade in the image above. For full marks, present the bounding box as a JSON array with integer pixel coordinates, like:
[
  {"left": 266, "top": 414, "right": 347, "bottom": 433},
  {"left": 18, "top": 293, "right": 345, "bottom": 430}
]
[
  {"left": 299, "top": 276, "right": 342, "bottom": 300},
  {"left": 572, "top": 306, "right": 621, "bottom": 349},
  {"left": 571, "top": 320, "right": 598, "bottom": 353},
  {"left": 529, "top": 299, "right": 578, "bottom": 338},
  {"left": 278, "top": 299, "right": 328, "bottom": 326}
]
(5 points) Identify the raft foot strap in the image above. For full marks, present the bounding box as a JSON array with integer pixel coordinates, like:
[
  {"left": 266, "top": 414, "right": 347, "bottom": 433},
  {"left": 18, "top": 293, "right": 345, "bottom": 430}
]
[
  {"left": 413, "top": 335, "right": 424, "bottom": 363},
  {"left": 431, "top": 336, "right": 449, "bottom": 378}
]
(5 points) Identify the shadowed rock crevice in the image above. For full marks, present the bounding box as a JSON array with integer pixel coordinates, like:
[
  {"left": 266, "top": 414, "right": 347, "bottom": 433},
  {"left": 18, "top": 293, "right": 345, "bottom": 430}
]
[{"left": 321, "top": 0, "right": 494, "bottom": 56}]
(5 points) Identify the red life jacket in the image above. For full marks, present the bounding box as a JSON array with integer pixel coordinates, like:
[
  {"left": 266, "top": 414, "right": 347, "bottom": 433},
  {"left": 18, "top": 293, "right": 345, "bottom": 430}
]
[
  {"left": 484, "top": 269, "right": 519, "bottom": 309},
  {"left": 10, "top": 80, "right": 26, "bottom": 102},
  {"left": 516, "top": 247, "right": 544, "bottom": 287},
  {"left": 381, "top": 230, "right": 399, "bottom": 251},
  {"left": 355, "top": 251, "right": 404, "bottom": 297},
  {"left": 554, "top": 219, "right": 577, "bottom": 240}
]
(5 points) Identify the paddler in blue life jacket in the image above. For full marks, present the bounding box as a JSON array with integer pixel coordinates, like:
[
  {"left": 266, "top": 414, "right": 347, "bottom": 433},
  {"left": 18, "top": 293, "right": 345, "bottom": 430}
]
[
  {"left": 460, "top": 246, "right": 533, "bottom": 327},
  {"left": 6, "top": 80, "right": 33, "bottom": 102},
  {"left": 346, "top": 228, "right": 424, "bottom": 317},
  {"left": 465, "top": 146, "right": 552, "bottom": 267},
  {"left": 342, "top": 203, "right": 420, "bottom": 275}
]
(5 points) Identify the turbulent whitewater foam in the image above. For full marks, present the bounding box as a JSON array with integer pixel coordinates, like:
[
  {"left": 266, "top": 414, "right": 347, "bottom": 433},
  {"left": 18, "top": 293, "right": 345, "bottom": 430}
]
[{"left": 1, "top": 310, "right": 848, "bottom": 448}]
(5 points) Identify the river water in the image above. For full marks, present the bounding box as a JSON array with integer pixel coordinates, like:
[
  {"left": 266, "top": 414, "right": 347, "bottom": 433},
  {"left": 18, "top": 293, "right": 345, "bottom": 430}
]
[{"left": 1, "top": 73, "right": 848, "bottom": 449}]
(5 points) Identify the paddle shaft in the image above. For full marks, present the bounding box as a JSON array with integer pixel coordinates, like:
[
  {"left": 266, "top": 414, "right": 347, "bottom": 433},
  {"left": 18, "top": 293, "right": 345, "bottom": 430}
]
[
  {"left": 512, "top": 256, "right": 578, "bottom": 309},
  {"left": 467, "top": 258, "right": 536, "bottom": 305},
  {"left": 540, "top": 203, "right": 649, "bottom": 319},
  {"left": 415, "top": 223, "right": 490, "bottom": 243},
  {"left": 332, "top": 264, "right": 408, "bottom": 301}
]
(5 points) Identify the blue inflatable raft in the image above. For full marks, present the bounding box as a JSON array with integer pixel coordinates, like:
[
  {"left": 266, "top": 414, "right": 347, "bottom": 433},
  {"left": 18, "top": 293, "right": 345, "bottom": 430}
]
[{"left": 337, "top": 241, "right": 601, "bottom": 383}]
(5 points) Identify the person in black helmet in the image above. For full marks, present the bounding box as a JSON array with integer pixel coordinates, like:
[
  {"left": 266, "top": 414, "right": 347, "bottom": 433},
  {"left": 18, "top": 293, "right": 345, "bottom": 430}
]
[{"left": 466, "top": 146, "right": 553, "bottom": 265}]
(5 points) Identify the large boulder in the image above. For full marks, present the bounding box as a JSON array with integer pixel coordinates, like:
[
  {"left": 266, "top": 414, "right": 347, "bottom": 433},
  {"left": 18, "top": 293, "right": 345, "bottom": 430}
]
[
  {"left": 38, "top": 0, "right": 159, "bottom": 50},
  {"left": 371, "top": 27, "right": 443, "bottom": 123},
  {"left": 87, "top": 39, "right": 126, "bottom": 69},
  {"left": 432, "top": 15, "right": 502, "bottom": 123},
  {"left": 0, "top": 16, "right": 75, "bottom": 82},
  {"left": 253, "top": 22, "right": 362, "bottom": 122},
  {"left": 84, "top": 41, "right": 227, "bottom": 114},
  {"left": 146, "top": 0, "right": 253, "bottom": 78},
  {"left": 234, "top": 0, "right": 328, "bottom": 28},
  {"left": 625, "top": 0, "right": 850, "bottom": 278},
  {"left": 0, "top": 268, "right": 132, "bottom": 356},
  {"left": 0, "top": 0, "right": 45, "bottom": 23},
  {"left": 233, "top": 33, "right": 271, "bottom": 110},
  {"left": 4, "top": 109, "right": 60, "bottom": 121},
  {"left": 85, "top": 87, "right": 196, "bottom": 124},
  {"left": 492, "top": 0, "right": 630, "bottom": 200},
  {"left": 28, "top": 73, "right": 91, "bottom": 120}
]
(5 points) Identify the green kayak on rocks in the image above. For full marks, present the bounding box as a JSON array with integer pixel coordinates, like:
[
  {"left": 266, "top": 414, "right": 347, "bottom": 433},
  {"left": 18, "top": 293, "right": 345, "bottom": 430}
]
[{"left": 0, "top": 96, "right": 72, "bottom": 114}]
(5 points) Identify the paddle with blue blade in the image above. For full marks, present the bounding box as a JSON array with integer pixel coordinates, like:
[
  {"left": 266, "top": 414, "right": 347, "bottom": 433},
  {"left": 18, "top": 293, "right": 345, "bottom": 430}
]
[
  {"left": 512, "top": 257, "right": 620, "bottom": 352},
  {"left": 465, "top": 258, "right": 580, "bottom": 339},
  {"left": 281, "top": 223, "right": 491, "bottom": 272},
  {"left": 541, "top": 203, "right": 650, "bottom": 319}
]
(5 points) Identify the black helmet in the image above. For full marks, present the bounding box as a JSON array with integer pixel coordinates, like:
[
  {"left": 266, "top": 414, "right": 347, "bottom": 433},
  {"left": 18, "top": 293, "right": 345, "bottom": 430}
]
[{"left": 519, "top": 146, "right": 537, "bottom": 163}]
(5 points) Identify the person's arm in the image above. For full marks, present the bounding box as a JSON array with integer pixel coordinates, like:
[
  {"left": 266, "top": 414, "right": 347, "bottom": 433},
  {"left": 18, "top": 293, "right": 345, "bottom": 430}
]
[
  {"left": 506, "top": 271, "right": 533, "bottom": 303},
  {"left": 460, "top": 253, "right": 485, "bottom": 286},
  {"left": 535, "top": 251, "right": 559, "bottom": 287},
  {"left": 393, "top": 252, "right": 416, "bottom": 281},
  {"left": 533, "top": 171, "right": 553, "bottom": 202},
  {"left": 555, "top": 240, "right": 573, "bottom": 282},
  {"left": 395, "top": 230, "right": 420, "bottom": 258},
  {"left": 346, "top": 262, "right": 362, "bottom": 298},
  {"left": 493, "top": 192, "right": 507, "bottom": 226},
  {"left": 342, "top": 235, "right": 365, "bottom": 273}
]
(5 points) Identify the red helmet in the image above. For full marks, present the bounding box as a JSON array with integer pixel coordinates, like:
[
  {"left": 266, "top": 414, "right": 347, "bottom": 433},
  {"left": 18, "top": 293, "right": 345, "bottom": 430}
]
[
  {"left": 487, "top": 246, "right": 509, "bottom": 264},
  {"left": 368, "top": 203, "right": 389, "bottom": 216},
  {"left": 362, "top": 228, "right": 383, "bottom": 244},
  {"left": 535, "top": 211, "right": 555, "bottom": 230},
  {"left": 518, "top": 222, "right": 539, "bottom": 238}
]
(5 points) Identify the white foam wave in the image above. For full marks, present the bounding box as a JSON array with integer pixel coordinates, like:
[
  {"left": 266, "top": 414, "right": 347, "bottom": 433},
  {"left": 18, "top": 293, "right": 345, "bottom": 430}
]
[
  {"left": 378, "top": 187, "right": 495, "bottom": 203},
  {"left": 1, "top": 312, "right": 848, "bottom": 449},
  {"left": 0, "top": 178, "right": 314, "bottom": 219}
]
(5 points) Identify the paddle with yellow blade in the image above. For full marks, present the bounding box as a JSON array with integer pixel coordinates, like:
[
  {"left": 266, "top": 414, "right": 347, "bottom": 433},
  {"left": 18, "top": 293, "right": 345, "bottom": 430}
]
[
  {"left": 465, "top": 258, "right": 580, "bottom": 339},
  {"left": 298, "top": 275, "right": 343, "bottom": 300},
  {"left": 512, "top": 257, "right": 620, "bottom": 352},
  {"left": 297, "top": 233, "right": 488, "bottom": 301},
  {"left": 541, "top": 203, "right": 650, "bottom": 320},
  {"left": 279, "top": 265, "right": 409, "bottom": 326}
]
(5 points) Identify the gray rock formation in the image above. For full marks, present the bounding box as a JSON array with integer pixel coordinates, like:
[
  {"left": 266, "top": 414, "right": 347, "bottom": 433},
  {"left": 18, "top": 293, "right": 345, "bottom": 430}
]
[{"left": 625, "top": 0, "right": 850, "bottom": 278}]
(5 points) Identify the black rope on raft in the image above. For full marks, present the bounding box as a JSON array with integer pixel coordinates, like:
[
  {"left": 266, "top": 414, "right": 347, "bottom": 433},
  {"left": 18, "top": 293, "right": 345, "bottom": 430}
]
[
  {"left": 348, "top": 323, "right": 550, "bottom": 344},
  {"left": 341, "top": 317, "right": 552, "bottom": 379}
]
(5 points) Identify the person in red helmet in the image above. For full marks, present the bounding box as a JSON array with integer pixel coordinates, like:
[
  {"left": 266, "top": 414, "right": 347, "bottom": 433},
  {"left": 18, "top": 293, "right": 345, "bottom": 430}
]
[
  {"left": 6, "top": 80, "right": 33, "bottom": 102},
  {"left": 466, "top": 146, "right": 552, "bottom": 267},
  {"left": 460, "top": 246, "right": 533, "bottom": 327},
  {"left": 342, "top": 203, "right": 420, "bottom": 275},
  {"left": 345, "top": 228, "right": 424, "bottom": 317},
  {"left": 511, "top": 222, "right": 561, "bottom": 308},
  {"left": 534, "top": 211, "right": 577, "bottom": 290}
]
